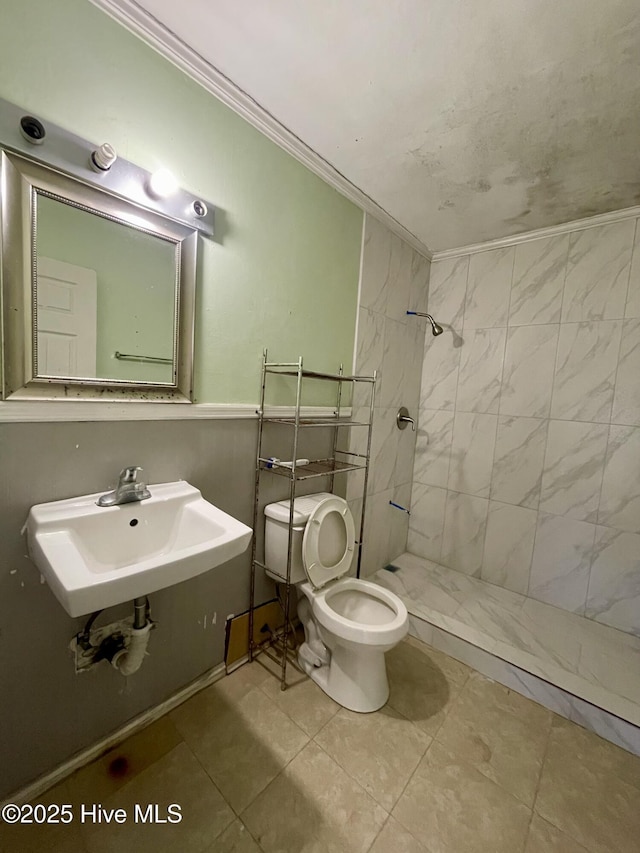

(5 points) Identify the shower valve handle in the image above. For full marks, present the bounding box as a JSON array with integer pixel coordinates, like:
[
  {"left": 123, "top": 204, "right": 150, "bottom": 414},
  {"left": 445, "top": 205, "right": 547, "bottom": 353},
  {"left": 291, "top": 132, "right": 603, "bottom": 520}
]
[{"left": 397, "top": 407, "right": 415, "bottom": 431}]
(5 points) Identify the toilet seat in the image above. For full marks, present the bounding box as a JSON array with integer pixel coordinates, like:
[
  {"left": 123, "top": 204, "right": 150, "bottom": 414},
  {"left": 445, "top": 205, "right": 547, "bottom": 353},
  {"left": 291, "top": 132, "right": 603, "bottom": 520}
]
[
  {"left": 301, "top": 578, "right": 408, "bottom": 646},
  {"left": 302, "top": 496, "right": 355, "bottom": 589}
]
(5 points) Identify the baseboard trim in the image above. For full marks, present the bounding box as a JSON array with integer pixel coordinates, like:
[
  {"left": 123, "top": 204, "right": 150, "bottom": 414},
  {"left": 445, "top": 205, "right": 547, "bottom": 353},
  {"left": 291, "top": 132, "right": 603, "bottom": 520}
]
[{"left": 2, "top": 661, "right": 226, "bottom": 806}]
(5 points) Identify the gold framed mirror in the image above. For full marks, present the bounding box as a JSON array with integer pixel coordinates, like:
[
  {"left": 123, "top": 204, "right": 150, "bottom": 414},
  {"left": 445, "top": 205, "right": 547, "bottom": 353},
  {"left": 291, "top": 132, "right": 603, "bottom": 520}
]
[{"left": 1, "top": 150, "right": 197, "bottom": 402}]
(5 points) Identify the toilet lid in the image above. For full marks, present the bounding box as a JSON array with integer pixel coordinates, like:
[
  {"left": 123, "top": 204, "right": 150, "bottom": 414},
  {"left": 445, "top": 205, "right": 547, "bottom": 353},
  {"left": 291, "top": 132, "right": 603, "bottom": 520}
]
[{"left": 302, "top": 496, "right": 356, "bottom": 589}]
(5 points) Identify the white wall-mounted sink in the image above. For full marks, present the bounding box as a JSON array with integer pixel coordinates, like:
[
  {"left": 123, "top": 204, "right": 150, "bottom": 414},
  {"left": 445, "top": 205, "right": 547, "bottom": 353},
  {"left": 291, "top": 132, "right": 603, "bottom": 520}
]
[{"left": 26, "top": 481, "right": 252, "bottom": 617}]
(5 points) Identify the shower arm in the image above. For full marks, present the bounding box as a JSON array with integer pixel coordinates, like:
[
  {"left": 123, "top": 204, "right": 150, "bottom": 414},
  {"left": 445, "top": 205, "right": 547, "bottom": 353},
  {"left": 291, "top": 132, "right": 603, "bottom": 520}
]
[{"left": 406, "top": 311, "right": 444, "bottom": 336}]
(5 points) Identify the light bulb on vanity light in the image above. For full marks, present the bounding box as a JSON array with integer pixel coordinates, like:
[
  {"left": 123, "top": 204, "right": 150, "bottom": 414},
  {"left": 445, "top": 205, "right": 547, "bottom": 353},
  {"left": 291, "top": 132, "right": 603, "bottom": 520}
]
[
  {"left": 148, "top": 168, "right": 179, "bottom": 198},
  {"left": 90, "top": 142, "right": 117, "bottom": 172}
]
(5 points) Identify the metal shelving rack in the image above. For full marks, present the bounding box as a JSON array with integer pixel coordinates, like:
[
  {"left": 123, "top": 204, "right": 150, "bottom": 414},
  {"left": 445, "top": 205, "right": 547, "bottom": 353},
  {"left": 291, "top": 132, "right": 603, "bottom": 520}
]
[{"left": 249, "top": 351, "right": 377, "bottom": 690}]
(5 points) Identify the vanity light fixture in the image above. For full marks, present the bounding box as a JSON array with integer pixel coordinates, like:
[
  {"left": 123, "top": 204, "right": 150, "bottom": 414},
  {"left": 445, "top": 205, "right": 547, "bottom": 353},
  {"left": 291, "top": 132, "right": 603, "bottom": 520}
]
[
  {"left": 19, "top": 115, "right": 46, "bottom": 145},
  {"left": 148, "top": 167, "right": 179, "bottom": 199},
  {"left": 90, "top": 142, "right": 117, "bottom": 172},
  {"left": 1, "top": 96, "right": 215, "bottom": 236},
  {"left": 192, "top": 199, "right": 208, "bottom": 218}
]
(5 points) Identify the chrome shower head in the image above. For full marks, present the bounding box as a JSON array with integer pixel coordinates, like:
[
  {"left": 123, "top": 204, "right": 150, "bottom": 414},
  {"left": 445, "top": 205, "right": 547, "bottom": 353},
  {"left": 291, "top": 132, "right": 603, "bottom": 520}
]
[
  {"left": 426, "top": 314, "right": 444, "bottom": 336},
  {"left": 406, "top": 310, "right": 444, "bottom": 336}
]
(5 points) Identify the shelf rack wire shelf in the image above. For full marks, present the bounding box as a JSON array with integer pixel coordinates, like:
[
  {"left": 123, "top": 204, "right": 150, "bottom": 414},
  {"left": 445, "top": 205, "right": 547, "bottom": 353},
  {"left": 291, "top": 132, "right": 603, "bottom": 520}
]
[{"left": 248, "top": 351, "right": 377, "bottom": 691}]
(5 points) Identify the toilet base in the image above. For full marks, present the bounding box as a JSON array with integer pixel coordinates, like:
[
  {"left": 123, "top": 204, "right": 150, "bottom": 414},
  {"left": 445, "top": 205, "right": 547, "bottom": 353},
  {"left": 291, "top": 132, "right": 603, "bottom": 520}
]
[
  {"left": 296, "top": 590, "right": 393, "bottom": 712},
  {"left": 300, "top": 642, "right": 390, "bottom": 713}
]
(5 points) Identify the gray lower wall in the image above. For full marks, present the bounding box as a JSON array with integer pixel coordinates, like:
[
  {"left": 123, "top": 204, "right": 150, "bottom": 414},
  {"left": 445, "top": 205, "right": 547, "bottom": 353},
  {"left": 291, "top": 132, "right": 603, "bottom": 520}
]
[
  {"left": 0, "top": 417, "right": 336, "bottom": 797},
  {"left": 0, "top": 419, "right": 255, "bottom": 797}
]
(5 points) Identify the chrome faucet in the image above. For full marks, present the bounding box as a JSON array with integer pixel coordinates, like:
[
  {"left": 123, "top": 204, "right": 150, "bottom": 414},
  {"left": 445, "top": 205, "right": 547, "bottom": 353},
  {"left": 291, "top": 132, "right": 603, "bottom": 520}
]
[
  {"left": 96, "top": 466, "right": 151, "bottom": 507},
  {"left": 396, "top": 407, "right": 416, "bottom": 431}
]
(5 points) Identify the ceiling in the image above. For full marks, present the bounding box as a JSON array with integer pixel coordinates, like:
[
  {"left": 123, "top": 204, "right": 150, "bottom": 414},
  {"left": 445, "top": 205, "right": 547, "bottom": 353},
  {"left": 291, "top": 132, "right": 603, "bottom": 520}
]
[{"left": 118, "top": 0, "right": 639, "bottom": 252}]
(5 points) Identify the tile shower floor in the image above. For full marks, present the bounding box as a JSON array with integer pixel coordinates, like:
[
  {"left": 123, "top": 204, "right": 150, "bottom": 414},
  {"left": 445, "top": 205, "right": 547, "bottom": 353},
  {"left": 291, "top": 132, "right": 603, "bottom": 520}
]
[
  {"left": 376, "top": 553, "right": 640, "bottom": 728},
  {"left": 2, "top": 636, "right": 640, "bottom": 853}
]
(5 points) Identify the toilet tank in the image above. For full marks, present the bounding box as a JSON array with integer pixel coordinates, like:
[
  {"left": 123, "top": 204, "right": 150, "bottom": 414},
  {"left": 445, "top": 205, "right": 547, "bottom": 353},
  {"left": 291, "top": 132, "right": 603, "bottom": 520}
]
[{"left": 264, "top": 493, "right": 333, "bottom": 583}]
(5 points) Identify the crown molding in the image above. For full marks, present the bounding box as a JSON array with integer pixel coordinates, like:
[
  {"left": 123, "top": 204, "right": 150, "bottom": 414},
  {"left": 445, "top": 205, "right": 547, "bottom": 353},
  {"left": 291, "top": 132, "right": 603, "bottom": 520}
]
[
  {"left": 89, "top": 0, "right": 432, "bottom": 260},
  {"left": 432, "top": 205, "right": 640, "bottom": 261}
]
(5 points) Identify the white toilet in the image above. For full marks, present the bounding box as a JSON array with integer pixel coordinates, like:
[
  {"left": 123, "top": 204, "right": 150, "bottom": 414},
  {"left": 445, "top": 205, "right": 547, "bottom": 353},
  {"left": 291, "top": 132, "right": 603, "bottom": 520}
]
[{"left": 264, "top": 492, "right": 408, "bottom": 712}]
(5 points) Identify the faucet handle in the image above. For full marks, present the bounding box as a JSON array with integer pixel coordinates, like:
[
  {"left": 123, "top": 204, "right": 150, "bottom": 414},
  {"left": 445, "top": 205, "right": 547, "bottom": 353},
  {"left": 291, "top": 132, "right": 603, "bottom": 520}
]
[
  {"left": 396, "top": 407, "right": 416, "bottom": 431},
  {"left": 120, "top": 466, "right": 143, "bottom": 483}
]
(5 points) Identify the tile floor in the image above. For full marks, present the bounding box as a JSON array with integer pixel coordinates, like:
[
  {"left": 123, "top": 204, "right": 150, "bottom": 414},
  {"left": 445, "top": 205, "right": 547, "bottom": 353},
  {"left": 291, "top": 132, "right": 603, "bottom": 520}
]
[{"left": 2, "top": 635, "right": 640, "bottom": 853}]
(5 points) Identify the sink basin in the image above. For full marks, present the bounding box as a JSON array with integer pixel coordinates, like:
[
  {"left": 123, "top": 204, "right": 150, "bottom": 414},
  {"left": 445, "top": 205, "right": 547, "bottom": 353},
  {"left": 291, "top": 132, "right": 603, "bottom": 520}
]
[{"left": 26, "top": 481, "right": 252, "bottom": 617}]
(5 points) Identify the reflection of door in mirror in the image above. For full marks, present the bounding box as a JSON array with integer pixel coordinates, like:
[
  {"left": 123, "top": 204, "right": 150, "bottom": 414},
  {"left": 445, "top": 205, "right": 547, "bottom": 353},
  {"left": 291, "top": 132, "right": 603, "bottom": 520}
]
[
  {"left": 35, "top": 194, "right": 177, "bottom": 386},
  {"left": 0, "top": 148, "right": 197, "bottom": 402},
  {"left": 36, "top": 257, "right": 97, "bottom": 378}
]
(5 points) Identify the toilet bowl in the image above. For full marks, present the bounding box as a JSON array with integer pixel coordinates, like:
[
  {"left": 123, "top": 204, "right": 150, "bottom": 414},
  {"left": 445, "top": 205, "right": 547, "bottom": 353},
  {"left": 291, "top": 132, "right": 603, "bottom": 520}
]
[{"left": 264, "top": 493, "right": 408, "bottom": 712}]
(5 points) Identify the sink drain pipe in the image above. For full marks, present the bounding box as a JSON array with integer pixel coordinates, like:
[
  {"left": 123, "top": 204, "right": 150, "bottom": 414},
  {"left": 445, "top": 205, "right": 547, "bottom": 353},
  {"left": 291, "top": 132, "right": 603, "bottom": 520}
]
[{"left": 111, "top": 596, "right": 152, "bottom": 676}]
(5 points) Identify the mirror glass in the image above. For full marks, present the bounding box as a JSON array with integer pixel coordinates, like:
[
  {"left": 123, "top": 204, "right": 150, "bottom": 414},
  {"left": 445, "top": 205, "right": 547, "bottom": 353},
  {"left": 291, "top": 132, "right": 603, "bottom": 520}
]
[
  {"left": 35, "top": 193, "right": 177, "bottom": 385},
  {"left": 1, "top": 150, "right": 197, "bottom": 402}
]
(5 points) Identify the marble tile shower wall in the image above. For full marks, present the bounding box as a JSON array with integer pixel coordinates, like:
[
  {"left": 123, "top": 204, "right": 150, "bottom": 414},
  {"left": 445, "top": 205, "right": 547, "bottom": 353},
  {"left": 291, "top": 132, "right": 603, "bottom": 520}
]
[
  {"left": 347, "top": 215, "right": 430, "bottom": 576},
  {"left": 409, "top": 217, "right": 640, "bottom": 637}
]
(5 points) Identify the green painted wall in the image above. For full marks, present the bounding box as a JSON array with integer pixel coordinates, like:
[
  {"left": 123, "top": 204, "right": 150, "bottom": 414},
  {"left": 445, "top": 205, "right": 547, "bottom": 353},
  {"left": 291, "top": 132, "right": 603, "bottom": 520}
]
[{"left": 0, "top": 0, "right": 362, "bottom": 404}]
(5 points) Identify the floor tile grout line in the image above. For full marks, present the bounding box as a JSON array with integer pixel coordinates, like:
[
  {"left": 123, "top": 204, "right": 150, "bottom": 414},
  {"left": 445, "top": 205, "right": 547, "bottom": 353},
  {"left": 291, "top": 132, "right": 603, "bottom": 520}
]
[
  {"left": 362, "top": 812, "right": 393, "bottom": 853},
  {"left": 427, "top": 666, "right": 472, "bottom": 744},
  {"left": 383, "top": 652, "right": 474, "bottom": 760},
  {"left": 247, "top": 664, "right": 321, "bottom": 742},
  {"left": 237, "top": 814, "right": 270, "bottom": 853},
  {"left": 524, "top": 713, "right": 593, "bottom": 851},
  {"left": 310, "top": 734, "right": 393, "bottom": 817},
  {"left": 429, "top": 725, "right": 543, "bottom": 817},
  {"left": 385, "top": 735, "right": 439, "bottom": 850},
  {"left": 251, "top": 658, "right": 342, "bottom": 739},
  {"left": 308, "top": 703, "right": 341, "bottom": 742},
  {"left": 95, "top": 725, "right": 243, "bottom": 853},
  {"left": 310, "top": 680, "right": 437, "bottom": 819},
  {"left": 234, "top": 719, "right": 319, "bottom": 821},
  {"left": 515, "top": 699, "right": 556, "bottom": 849},
  {"left": 413, "top": 636, "right": 561, "bottom": 812},
  {"left": 178, "top": 735, "right": 242, "bottom": 833},
  {"left": 175, "top": 672, "right": 313, "bottom": 828},
  {"left": 529, "top": 710, "right": 555, "bottom": 822}
]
